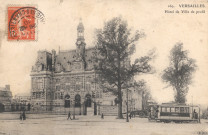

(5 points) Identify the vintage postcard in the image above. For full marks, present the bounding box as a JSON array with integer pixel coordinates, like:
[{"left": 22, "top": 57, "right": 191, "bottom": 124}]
[{"left": 0, "top": 0, "right": 207, "bottom": 135}]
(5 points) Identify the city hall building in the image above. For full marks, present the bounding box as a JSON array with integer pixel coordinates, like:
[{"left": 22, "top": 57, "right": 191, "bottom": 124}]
[{"left": 30, "top": 21, "right": 143, "bottom": 115}]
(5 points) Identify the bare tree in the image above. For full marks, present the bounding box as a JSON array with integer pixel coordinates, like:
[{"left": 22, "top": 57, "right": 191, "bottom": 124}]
[
  {"left": 94, "top": 17, "right": 153, "bottom": 119},
  {"left": 162, "top": 42, "right": 197, "bottom": 103}
]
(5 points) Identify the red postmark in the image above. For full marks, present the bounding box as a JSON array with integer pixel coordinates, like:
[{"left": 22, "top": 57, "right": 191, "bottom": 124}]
[{"left": 8, "top": 6, "right": 44, "bottom": 41}]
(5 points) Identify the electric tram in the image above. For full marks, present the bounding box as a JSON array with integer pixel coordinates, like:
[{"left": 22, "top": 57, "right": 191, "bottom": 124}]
[{"left": 148, "top": 103, "right": 200, "bottom": 123}]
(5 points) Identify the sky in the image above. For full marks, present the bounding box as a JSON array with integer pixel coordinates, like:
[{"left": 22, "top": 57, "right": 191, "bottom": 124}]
[{"left": 0, "top": 0, "right": 207, "bottom": 107}]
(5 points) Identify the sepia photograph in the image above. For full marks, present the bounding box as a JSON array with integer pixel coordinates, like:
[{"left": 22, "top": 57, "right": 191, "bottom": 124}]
[{"left": 0, "top": 0, "right": 208, "bottom": 135}]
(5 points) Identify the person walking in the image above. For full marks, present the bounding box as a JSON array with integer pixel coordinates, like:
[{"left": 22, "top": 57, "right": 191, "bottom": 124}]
[
  {"left": 20, "top": 112, "right": 23, "bottom": 120},
  {"left": 101, "top": 113, "right": 104, "bottom": 119},
  {"left": 22, "top": 111, "right": 26, "bottom": 120},
  {"left": 129, "top": 113, "right": 132, "bottom": 119},
  {"left": 67, "top": 111, "right": 72, "bottom": 120}
]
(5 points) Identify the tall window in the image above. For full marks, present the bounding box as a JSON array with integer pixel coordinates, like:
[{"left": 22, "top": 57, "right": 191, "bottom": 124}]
[
  {"left": 75, "top": 84, "right": 81, "bottom": 91},
  {"left": 60, "top": 92, "right": 64, "bottom": 99},
  {"left": 175, "top": 107, "right": 180, "bottom": 113},
  {"left": 37, "top": 78, "right": 43, "bottom": 90},
  {"left": 86, "top": 84, "right": 91, "bottom": 91},
  {"left": 180, "top": 107, "right": 185, "bottom": 113},
  {"left": 54, "top": 93, "right": 58, "bottom": 100},
  {"left": 36, "top": 92, "right": 41, "bottom": 99}
]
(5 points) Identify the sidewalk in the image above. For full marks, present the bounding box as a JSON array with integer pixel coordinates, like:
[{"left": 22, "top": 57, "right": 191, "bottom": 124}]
[{"left": 0, "top": 112, "right": 142, "bottom": 123}]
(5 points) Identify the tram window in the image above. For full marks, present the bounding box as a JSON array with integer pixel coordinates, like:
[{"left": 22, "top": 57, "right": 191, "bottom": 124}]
[
  {"left": 170, "top": 107, "right": 175, "bottom": 112},
  {"left": 180, "top": 107, "right": 185, "bottom": 113},
  {"left": 167, "top": 107, "right": 170, "bottom": 112},
  {"left": 161, "top": 107, "right": 166, "bottom": 112},
  {"left": 184, "top": 107, "right": 189, "bottom": 113},
  {"left": 175, "top": 107, "right": 180, "bottom": 113}
]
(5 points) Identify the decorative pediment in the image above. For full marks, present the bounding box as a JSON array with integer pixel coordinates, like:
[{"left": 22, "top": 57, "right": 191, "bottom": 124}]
[
  {"left": 72, "top": 61, "right": 82, "bottom": 71},
  {"left": 56, "top": 63, "right": 64, "bottom": 72}
]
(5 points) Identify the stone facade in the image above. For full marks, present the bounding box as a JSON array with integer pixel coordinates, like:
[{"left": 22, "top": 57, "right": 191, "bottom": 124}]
[{"left": 30, "top": 21, "right": 143, "bottom": 115}]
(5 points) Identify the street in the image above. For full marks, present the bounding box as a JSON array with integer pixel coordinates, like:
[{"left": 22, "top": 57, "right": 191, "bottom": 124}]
[{"left": 0, "top": 113, "right": 208, "bottom": 135}]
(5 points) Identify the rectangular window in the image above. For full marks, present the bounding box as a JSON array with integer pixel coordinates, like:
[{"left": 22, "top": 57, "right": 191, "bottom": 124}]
[
  {"left": 60, "top": 92, "right": 63, "bottom": 99},
  {"left": 111, "top": 101, "right": 113, "bottom": 106},
  {"left": 175, "top": 107, "right": 180, "bottom": 113},
  {"left": 66, "top": 85, "right": 70, "bottom": 90},
  {"left": 96, "top": 92, "right": 99, "bottom": 98},
  {"left": 171, "top": 107, "right": 175, "bottom": 112},
  {"left": 75, "top": 85, "right": 80, "bottom": 91},
  {"left": 55, "top": 93, "right": 57, "bottom": 100},
  {"left": 161, "top": 107, "right": 166, "bottom": 112},
  {"left": 57, "top": 93, "right": 60, "bottom": 99},
  {"left": 86, "top": 84, "right": 91, "bottom": 91},
  {"left": 71, "top": 85, "right": 75, "bottom": 90},
  {"left": 56, "top": 85, "right": 60, "bottom": 90},
  {"left": 180, "top": 107, "right": 185, "bottom": 113},
  {"left": 36, "top": 92, "right": 41, "bottom": 98},
  {"left": 184, "top": 107, "right": 189, "bottom": 113},
  {"left": 167, "top": 107, "right": 170, "bottom": 112}
]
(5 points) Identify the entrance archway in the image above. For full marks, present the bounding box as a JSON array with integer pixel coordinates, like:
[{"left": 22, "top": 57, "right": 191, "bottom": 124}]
[
  {"left": 0, "top": 103, "right": 5, "bottom": 112},
  {"left": 75, "top": 94, "right": 81, "bottom": 107},
  {"left": 64, "top": 94, "right": 70, "bottom": 108},
  {"left": 85, "top": 94, "right": 91, "bottom": 107}
]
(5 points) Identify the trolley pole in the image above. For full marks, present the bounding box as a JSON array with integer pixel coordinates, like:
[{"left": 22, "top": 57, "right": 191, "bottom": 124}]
[
  {"left": 199, "top": 107, "right": 201, "bottom": 123},
  {"left": 192, "top": 96, "right": 193, "bottom": 118}
]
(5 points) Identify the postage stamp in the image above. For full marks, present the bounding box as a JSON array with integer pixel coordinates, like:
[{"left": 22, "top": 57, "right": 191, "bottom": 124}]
[{"left": 8, "top": 6, "right": 45, "bottom": 41}]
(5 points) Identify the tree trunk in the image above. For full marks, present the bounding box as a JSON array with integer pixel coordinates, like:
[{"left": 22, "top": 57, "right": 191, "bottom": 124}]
[
  {"left": 117, "top": 85, "right": 123, "bottom": 119},
  {"left": 175, "top": 87, "right": 186, "bottom": 104},
  {"left": 117, "top": 50, "right": 123, "bottom": 119},
  {"left": 117, "top": 92, "right": 123, "bottom": 118}
]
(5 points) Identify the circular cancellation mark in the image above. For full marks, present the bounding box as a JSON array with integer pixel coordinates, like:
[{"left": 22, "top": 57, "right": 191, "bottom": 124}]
[{"left": 8, "top": 6, "right": 45, "bottom": 41}]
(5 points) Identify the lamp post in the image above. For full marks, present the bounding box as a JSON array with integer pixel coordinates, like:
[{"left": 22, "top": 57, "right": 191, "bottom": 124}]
[
  {"left": 192, "top": 96, "right": 193, "bottom": 118},
  {"left": 73, "top": 100, "right": 75, "bottom": 120},
  {"left": 126, "top": 89, "right": 129, "bottom": 122}
]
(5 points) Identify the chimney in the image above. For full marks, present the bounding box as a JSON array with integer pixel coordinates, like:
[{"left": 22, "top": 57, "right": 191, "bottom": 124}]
[
  {"left": 52, "top": 49, "right": 56, "bottom": 71},
  {"left": 5, "top": 85, "right": 10, "bottom": 91}
]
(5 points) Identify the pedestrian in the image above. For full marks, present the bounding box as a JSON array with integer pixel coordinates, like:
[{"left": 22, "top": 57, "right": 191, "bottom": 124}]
[
  {"left": 129, "top": 113, "right": 132, "bottom": 119},
  {"left": 193, "top": 109, "right": 197, "bottom": 119},
  {"left": 101, "top": 113, "right": 104, "bottom": 119},
  {"left": 22, "top": 111, "right": 26, "bottom": 120},
  {"left": 67, "top": 111, "right": 72, "bottom": 120},
  {"left": 20, "top": 112, "right": 23, "bottom": 120}
]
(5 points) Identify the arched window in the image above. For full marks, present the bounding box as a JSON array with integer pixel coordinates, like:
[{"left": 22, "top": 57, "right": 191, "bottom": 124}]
[
  {"left": 64, "top": 94, "right": 70, "bottom": 108},
  {"left": 85, "top": 94, "right": 91, "bottom": 107},
  {"left": 75, "top": 94, "right": 81, "bottom": 107}
]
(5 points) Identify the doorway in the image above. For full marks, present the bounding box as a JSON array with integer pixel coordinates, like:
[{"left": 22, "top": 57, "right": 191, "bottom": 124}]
[
  {"left": 0, "top": 103, "right": 5, "bottom": 112},
  {"left": 64, "top": 94, "right": 70, "bottom": 108}
]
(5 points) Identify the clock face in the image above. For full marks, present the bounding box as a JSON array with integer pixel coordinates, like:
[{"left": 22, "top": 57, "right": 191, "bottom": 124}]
[{"left": 77, "top": 41, "right": 81, "bottom": 44}]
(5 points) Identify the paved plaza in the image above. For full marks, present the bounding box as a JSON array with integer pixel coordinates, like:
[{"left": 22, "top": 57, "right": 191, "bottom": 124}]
[{"left": 0, "top": 113, "right": 208, "bottom": 135}]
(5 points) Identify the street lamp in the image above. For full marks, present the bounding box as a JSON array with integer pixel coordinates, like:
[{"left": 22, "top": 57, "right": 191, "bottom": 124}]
[
  {"left": 126, "top": 89, "right": 129, "bottom": 122},
  {"left": 73, "top": 99, "right": 75, "bottom": 120}
]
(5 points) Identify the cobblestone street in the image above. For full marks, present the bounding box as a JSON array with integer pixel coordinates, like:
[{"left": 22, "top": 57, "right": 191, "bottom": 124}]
[{"left": 0, "top": 113, "right": 208, "bottom": 135}]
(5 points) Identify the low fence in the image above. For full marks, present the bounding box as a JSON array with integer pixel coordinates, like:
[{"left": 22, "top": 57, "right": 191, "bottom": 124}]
[
  {"left": 99, "top": 105, "right": 118, "bottom": 116},
  {"left": 1, "top": 104, "right": 131, "bottom": 116}
]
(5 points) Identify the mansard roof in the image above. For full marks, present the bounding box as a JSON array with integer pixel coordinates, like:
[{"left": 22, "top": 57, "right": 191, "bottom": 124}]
[
  {"left": 56, "top": 50, "right": 77, "bottom": 64},
  {"left": 54, "top": 47, "right": 96, "bottom": 72}
]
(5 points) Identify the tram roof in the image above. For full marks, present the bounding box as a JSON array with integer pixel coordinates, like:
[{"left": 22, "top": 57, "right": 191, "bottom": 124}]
[{"left": 159, "top": 103, "right": 199, "bottom": 107}]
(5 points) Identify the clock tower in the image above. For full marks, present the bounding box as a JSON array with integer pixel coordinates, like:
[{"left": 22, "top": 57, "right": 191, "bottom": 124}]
[{"left": 76, "top": 19, "right": 86, "bottom": 60}]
